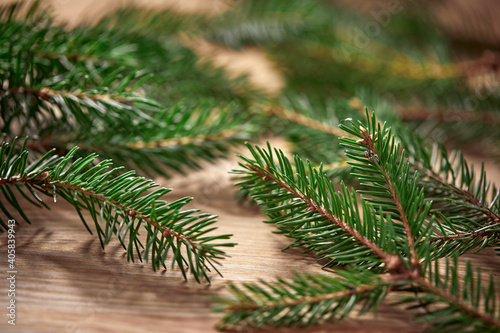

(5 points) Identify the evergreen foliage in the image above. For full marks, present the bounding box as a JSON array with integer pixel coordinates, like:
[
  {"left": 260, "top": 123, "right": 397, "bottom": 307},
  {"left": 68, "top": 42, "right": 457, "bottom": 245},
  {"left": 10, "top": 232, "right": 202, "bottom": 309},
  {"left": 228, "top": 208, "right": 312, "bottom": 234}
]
[
  {"left": 219, "top": 112, "right": 500, "bottom": 331},
  {"left": 1, "top": 0, "right": 500, "bottom": 331},
  {"left": 0, "top": 0, "right": 249, "bottom": 282},
  {"left": 0, "top": 0, "right": 255, "bottom": 177},
  {"left": 0, "top": 138, "right": 235, "bottom": 282}
]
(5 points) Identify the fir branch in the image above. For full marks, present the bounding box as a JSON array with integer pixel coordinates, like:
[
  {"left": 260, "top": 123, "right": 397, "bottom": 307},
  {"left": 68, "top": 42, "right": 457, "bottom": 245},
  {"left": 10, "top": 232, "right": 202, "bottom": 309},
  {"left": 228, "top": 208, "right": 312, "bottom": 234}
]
[
  {"left": 216, "top": 269, "right": 394, "bottom": 330},
  {"left": 2, "top": 171, "right": 197, "bottom": 249},
  {"left": 245, "top": 162, "right": 391, "bottom": 264},
  {"left": 124, "top": 128, "right": 241, "bottom": 150},
  {"left": 415, "top": 279, "right": 499, "bottom": 328},
  {"left": 1, "top": 0, "right": 254, "bottom": 179},
  {"left": 0, "top": 86, "right": 137, "bottom": 105},
  {"left": 205, "top": 0, "right": 319, "bottom": 50},
  {"left": 399, "top": 107, "right": 500, "bottom": 125},
  {"left": 303, "top": 39, "right": 458, "bottom": 81},
  {"left": 340, "top": 112, "right": 421, "bottom": 274},
  {"left": 0, "top": 138, "right": 235, "bottom": 282},
  {"left": 408, "top": 145, "right": 500, "bottom": 255},
  {"left": 69, "top": 100, "right": 254, "bottom": 177},
  {"left": 0, "top": 2, "right": 140, "bottom": 79},
  {"left": 399, "top": 105, "right": 500, "bottom": 148},
  {"left": 403, "top": 257, "right": 500, "bottom": 332},
  {"left": 421, "top": 218, "right": 500, "bottom": 258},
  {"left": 255, "top": 94, "right": 367, "bottom": 178},
  {"left": 234, "top": 142, "right": 415, "bottom": 272},
  {"left": 224, "top": 111, "right": 500, "bottom": 331},
  {"left": 340, "top": 112, "right": 500, "bottom": 257},
  {"left": 415, "top": 147, "right": 500, "bottom": 226},
  {"left": 95, "top": 5, "right": 208, "bottom": 37},
  {"left": 1, "top": 78, "right": 157, "bottom": 144},
  {"left": 205, "top": 0, "right": 460, "bottom": 100}
]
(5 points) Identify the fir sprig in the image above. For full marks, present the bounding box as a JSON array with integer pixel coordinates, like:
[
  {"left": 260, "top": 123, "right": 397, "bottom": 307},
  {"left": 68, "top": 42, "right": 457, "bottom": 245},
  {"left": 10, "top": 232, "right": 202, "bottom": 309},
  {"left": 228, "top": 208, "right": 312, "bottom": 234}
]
[
  {"left": 57, "top": 99, "right": 255, "bottom": 178},
  {"left": 410, "top": 144, "right": 500, "bottom": 256},
  {"left": 0, "top": 138, "right": 235, "bottom": 283},
  {"left": 420, "top": 144, "right": 500, "bottom": 226},
  {"left": 403, "top": 257, "right": 500, "bottom": 333},
  {"left": 339, "top": 112, "right": 430, "bottom": 273},
  {"left": 388, "top": 108, "right": 500, "bottom": 253},
  {"left": 219, "top": 112, "right": 500, "bottom": 331},
  {"left": 234, "top": 143, "right": 399, "bottom": 270},
  {"left": 215, "top": 268, "right": 395, "bottom": 330}
]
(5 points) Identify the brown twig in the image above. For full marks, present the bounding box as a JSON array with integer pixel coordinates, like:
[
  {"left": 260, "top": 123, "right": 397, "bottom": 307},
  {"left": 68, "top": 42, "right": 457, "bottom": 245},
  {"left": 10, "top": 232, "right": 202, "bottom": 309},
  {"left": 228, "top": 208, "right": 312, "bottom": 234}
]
[
  {"left": 247, "top": 164, "right": 403, "bottom": 272},
  {"left": 426, "top": 230, "right": 498, "bottom": 244},
  {"left": 398, "top": 107, "right": 500, "bottom": 125},
  {"left": 1, "top": 86, "right": 135, "bottom": 105},
  {"left": 263, "top": 104, "right": 354, "bottom": 138},
  {"left": 358, "top": 129, "right": 420, "bottom": 277},
  {"left": 0, "top": 172, "right": 200, "bottom": 250},
  {"left": 459, "top": 51, "right": 500, "bottom": 77},
  {"left": 413, "top": 163, "right": 500, "bottom": 226},
  {"left": 125, "top": 128, "right": 239, "bottom": 149},
  {"left": 226, "top": 282, "right": 381, "bottom": 312},
  {"left": 417, "top": 277, "right": 500, "bottom": 328}
]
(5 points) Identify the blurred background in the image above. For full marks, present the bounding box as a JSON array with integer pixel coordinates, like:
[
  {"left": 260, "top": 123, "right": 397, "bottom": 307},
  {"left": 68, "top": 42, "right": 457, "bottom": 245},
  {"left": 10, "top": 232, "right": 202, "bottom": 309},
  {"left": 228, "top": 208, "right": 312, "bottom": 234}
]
[{"left": 34, "top": 0, "right": 500, "bottom": 171}]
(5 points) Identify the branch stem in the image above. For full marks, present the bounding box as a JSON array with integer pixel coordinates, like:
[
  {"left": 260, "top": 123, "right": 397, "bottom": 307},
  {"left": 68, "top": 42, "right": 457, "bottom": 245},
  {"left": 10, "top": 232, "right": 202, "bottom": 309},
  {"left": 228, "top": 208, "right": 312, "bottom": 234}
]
[
  {"left": 0, "top": 173, "right": 201, "bottom": 250},
  {"left": 360, "top": 129, "right": 420, "bottom": 276},
  {"left": 413, "top": 162, "right": 500, "bottom": 225},
  {"left": 247, "top": 164, "right": 393, "bottom": 266},
  {"left": 0, "top": 86, "right": 135, "bottom": 105},
  {"left": 417, "top": 277, "right": 500, "bottom": 328},
  {"left": 227, "top": 282, "right": 381, "bottom": 312},
  {"left": 399, "top": 108, "right": 500, "bottom": 125}
]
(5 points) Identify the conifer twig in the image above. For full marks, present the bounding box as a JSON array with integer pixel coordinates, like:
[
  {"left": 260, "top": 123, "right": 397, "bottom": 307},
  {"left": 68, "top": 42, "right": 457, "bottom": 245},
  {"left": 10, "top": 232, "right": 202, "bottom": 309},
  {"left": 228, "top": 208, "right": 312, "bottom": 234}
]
[
  {"left": 1, "top": 172, "right": 200, "bottom": 249},
  {"left": 221, "top": 112, "right": 500, "bottom": 331},
  {"left": 357, "top": 127, "right": 420, "bottom": 276},
  {"left": 0, "top": 140, "right": 235, "bottom": 282},
  {"left": 416, "top": 277, "right": 500, "bottom": 327},
  {"left": 414, "top": 162, "right": 500, "bottom": 226},
  {"left": 246, "top": 163, "right": 394, "bottom": 266},
  {"left": 1, "top": 86, "right": 136, "bottom": 105},
  {"left": 399, "top": 108, "right": 500, "bottom": 125}
]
